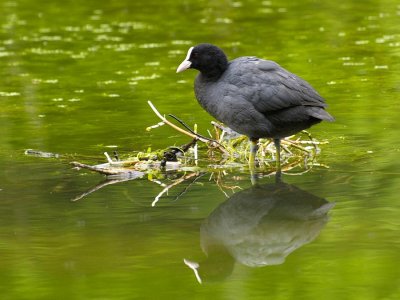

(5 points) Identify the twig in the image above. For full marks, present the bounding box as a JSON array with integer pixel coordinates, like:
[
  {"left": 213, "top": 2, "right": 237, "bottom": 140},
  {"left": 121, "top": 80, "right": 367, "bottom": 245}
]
[
  {"left": 194, "top": 124, "right": 198, "bottom": 165},
  {"left": 168, "top": 114, "right": 215, "bottom": 143},
  {"left": 104, "top": 152, "right": 113, "bottom": 163},
  {"left": 282, "top": 139, "right": 312, "bottom": 153},
  {"left": 147, "top": 101, "right": 207, "bottom": 142},
  {"left": 147, "top": 101, "right": 229, "bottom": 155},
  {"left": 71, "top": 161, "right": 124, "bottom": 175}
]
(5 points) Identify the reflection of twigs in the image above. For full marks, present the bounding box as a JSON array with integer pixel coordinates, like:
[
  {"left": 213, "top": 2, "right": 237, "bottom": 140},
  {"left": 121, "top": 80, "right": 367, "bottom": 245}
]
[
  {"left": 214, "top": 171, "right": 242, "bottom": 198},
  {"left": 72, "top": 179, "right": 122, "bottom": 202},
  {"left": 71, "top": 174, "right": 143, "bottom": 202},
  {"left": 173, "top": 172, "right": 206, "bottom": 202},
  {"left": 152, "top": 172, "right": 199, "bottom": 207},
  {"left": 148, "top": 178, "right": 167, "bottom": 187}
]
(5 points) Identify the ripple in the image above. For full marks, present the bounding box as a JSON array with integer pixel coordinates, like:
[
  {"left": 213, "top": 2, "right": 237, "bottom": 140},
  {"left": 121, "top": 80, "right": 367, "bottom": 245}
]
[
  {"left": 171, "top": 40, "right": 193, "bottom": 45},
  {"left": 145, "top": 61, "right": 160, "bottom": 66},
  {"left": 70, "top": 52, "right": 88, "bottom": 59},
  {"left": 215, "top": 18, "right": 233, "bottom": 24},
  {"left": 3, "top": 39, "right": 14, "bottom": 45},
  {"left": 375, "top": 35, "right": 395, "bottom": 44},
  {"left": 28, "top": 48, "right": 71, "bottom": 55},
  {"left": 112, "top": 21, "right": 153, "bottom": 30},
  {"left": 32, "top": 78, "right": 59, "bottom": 84},
  {"left": 259, "top": 8, "right": 273, "bottom": 14},
  {"left": 168, "top": 50, "right": 184, "bottom": 57},
  {"left": 139, "top": 43, "right": 167, "bottom": 49},
  {"left": 103, "top": 93, "right": 120, "bottom": 98},
  {"left": 343, "top": 62, "right": 366, "bottom": 66},
  {"left": 97, "top": 80, "right": 117, "bottom": 85},
  {"left": 105, "top": 43, "right": 135, "bottom": 52},
  {"left": 92, "top": 24, "right": 113, "bottom": 34},
  {"left": 355, "top": 40, "right": 369, "bottom": 45},
  {"left": 0, "top": 91, "right": 20, "bottom": 97},
  {"left": 129, "top": 74, "right": 160, "bottom": 81},
  {"left": 64, "top": 26, "right": 81, "bottom": 32},
  {"left": 0, "top": 51, "right": 13, "bottom": 57},
  {"left": 95, "top": 35, "right": 123, "bottom": 42}
]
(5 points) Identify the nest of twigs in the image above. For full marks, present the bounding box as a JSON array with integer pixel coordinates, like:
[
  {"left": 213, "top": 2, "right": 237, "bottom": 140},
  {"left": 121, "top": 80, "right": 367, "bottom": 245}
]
[{"left": 69, "top": 101, "right": 328, "bottom": 177}]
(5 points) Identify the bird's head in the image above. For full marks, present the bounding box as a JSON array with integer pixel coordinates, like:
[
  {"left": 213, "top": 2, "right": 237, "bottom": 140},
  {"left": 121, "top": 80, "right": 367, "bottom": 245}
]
[{"left": 176, "top": 43, "right": 228, "bottom": 79}]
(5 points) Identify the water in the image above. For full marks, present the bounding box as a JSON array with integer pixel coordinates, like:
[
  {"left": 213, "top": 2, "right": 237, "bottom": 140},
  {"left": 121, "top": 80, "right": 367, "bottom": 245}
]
[{"left": 1, "top": 0, "right": 400, "bottom": 299}]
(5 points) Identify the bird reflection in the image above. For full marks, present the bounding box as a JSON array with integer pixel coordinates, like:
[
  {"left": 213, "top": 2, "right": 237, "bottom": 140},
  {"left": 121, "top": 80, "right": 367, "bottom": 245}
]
[{"left": 184, "top": 177, "right": 334, "bottom": 283}]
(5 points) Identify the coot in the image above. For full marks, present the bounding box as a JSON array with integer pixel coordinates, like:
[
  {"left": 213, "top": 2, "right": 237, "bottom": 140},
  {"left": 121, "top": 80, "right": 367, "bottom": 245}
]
[{"left": 177, "top": 43, "right": 334, "bottom": 170}]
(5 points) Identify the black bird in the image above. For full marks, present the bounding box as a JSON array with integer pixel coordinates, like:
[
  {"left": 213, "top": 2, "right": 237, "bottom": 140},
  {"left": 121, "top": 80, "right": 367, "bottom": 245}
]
[{"left": 177, "top": 43, "right": 334, "bottom": 171}]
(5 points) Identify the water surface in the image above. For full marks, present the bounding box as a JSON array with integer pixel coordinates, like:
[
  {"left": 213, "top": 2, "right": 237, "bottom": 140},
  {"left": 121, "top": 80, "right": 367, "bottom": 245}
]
[{"left": 1, "top": 0, "right": 400, "bottom": 299}]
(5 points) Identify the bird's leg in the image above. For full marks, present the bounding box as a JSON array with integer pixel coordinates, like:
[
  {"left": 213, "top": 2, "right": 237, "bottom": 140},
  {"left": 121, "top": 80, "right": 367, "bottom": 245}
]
[
  {"left": 275, "top": 169, "right": 282, "bottom": 183},
  {"left": 274, "top": 138, "right": 281, "bottom": 173},
  {"left": 249, "top": 138, "right": 259, "bottom": 167},
  {"left": 249, "top": 138, "right": 259, "bottom": 185}
]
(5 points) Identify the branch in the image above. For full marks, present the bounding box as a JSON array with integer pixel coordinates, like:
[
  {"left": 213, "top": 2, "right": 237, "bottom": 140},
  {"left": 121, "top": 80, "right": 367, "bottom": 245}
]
[
  {"left": 147, "top": 101, "right": 208, "bottom": 142},
  {"left": 147, "top": 101, "right": 229, "bottom": 155}
]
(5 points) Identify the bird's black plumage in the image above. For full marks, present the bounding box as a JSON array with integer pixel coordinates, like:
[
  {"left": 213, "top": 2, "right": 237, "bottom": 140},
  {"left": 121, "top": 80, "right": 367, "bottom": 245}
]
[
  {"left": 177, "top": 43, "right": 334, "bottom": 140},
  {"left": 177, "top": 43, "right": 333, "bottom": 173}
]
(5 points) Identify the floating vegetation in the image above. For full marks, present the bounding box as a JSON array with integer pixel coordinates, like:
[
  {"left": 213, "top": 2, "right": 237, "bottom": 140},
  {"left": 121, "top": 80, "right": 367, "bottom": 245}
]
[{"left": 70, "top": 101, "right": 329, "bottom": 179}]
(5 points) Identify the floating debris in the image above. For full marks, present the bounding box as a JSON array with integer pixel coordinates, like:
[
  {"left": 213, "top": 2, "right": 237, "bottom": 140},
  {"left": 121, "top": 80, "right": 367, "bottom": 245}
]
[{"left": 25, "top": 149, "right": 60, "bottom": 158}]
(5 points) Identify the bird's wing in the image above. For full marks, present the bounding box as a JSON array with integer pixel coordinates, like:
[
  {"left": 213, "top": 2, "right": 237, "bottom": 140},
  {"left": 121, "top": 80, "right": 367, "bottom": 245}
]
[{"left": 228, "top": 58, "right": 327, "bottom": 115}]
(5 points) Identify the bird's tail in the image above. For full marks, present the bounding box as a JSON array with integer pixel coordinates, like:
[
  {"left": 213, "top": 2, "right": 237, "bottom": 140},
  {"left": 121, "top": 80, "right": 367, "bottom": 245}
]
[{"left": 308, "top": 107, "right": 335, "bottom": 122}]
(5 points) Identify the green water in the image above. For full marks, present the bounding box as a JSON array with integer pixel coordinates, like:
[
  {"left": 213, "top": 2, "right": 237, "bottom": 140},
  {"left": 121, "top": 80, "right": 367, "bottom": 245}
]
[{"left": 1, "top": 0, "right": 400, "bottom": 299}]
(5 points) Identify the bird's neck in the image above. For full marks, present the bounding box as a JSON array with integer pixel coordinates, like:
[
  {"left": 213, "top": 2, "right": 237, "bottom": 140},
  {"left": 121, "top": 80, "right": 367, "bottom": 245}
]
[{"left": 200, "top": 59, "right": 228, "bottom": 81}]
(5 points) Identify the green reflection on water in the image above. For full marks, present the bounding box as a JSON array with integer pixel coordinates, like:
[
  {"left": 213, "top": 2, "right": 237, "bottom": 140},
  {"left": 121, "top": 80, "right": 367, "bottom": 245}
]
[{"left": 1, "top": 0, "right": 400, "bottom": 299}]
